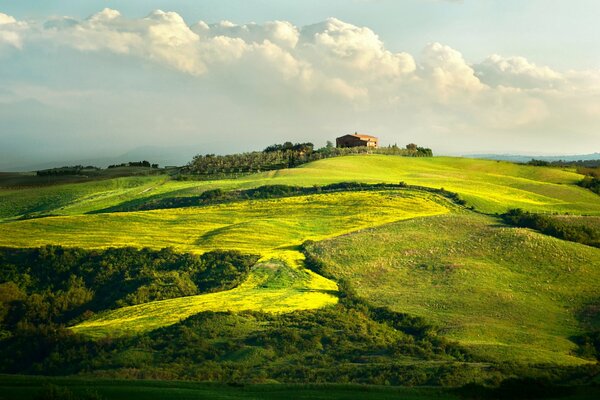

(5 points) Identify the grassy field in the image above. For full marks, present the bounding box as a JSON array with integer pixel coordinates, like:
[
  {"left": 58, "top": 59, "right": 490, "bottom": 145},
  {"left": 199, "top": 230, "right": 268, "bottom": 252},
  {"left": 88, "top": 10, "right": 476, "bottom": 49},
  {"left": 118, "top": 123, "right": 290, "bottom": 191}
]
[
  {"left": 0, "top": 190, "right": 450, "bottom": 337},
  {"left": 1, "top": 156, "right": 598, "bottom": 221},
  {"left": 3, "top": 375, "right": 600, "bottom": 400},
  {"left": 1, "top": 154, "right": 598, "bottom": 363},
  {"left": 258, "top": 156, "right": 600, "bottom": 215},
  {"left": 0, "top": 375, "right": 463, "bottom": 400},
  {"left": 0, "top": 191, "right": 449, "bottom": 255},
  {"left": 306, "top": 212, "right": 600, "bottom": 365},
  {"left": 71, "top": 260, "right": 338, "bottom": 338}
]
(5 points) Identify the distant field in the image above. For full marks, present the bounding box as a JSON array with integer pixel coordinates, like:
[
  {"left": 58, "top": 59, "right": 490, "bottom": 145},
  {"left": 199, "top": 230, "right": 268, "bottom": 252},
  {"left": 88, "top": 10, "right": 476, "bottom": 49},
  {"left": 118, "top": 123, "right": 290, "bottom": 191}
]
[
  {"left": 260, "top": 156, "right": 600, "bottom": 215},
  {"left": 1, "top": 156, "right": 598, "bottom": 221},
  {"left": 306, "top": 213, "right": 600, "bottom": 365}
]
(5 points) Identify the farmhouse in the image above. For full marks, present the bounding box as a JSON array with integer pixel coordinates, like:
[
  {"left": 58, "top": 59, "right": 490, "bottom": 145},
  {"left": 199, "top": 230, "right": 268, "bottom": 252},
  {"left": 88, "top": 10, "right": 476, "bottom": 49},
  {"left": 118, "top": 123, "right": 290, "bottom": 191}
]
[{"left": 336, "top": 133, "right": 379, "bottom": 148}]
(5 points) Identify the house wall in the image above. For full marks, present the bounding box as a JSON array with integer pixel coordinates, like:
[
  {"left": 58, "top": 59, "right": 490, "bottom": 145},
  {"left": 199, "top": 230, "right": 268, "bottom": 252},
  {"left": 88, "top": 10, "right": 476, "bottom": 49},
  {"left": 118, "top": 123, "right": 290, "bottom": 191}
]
[{"left": 336, "top": 136, "right": 378, "bottom": 148}]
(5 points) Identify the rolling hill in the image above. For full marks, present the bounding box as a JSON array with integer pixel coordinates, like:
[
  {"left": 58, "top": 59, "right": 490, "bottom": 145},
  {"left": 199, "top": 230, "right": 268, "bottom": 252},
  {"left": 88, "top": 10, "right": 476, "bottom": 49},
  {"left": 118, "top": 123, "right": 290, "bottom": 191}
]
[
  {"left": 1, "top": 156, "right": 599, "bottom": 222},
  {"left": 1, "top": 154, "right": 599, "bottom": 390}
]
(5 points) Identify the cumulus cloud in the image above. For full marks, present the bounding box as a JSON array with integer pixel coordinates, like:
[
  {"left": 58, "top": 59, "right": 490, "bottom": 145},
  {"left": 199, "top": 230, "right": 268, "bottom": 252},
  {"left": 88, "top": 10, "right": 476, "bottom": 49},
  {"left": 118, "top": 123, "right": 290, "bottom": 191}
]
[
  {"left": 474, "top": 54, "right": 565, "bottom": 89},
  {"left": 420, "top": 42, "right": 485, "bottom": 97},
  {"left": 0, "top": 12, "right": 27, "bottom": 49},
  {"left": 0, "top": 8, "right": 599, "bottom": 159}
]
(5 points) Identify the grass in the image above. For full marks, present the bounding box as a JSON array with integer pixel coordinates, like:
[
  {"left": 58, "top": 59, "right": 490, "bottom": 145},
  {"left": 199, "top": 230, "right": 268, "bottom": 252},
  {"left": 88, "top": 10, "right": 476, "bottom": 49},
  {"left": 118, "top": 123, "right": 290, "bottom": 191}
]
[
  {"left": 260, "top": 156, "right": 600, "bottom": 215},
  {"left": 71, "top": 261, "right": 338, "bottom": 338},
  {"left": 306, "top": 212, "right": 600, "bottom": 365},
  {"left": 1, "top": 156, "right": 598, "bottom": 221},
  {"left": 0, "top": 190, "right": 450, "bottom": 337},
  {"left": 0, "top": 191, "right": 449, "bottom": 254},
  {"left": 3, "top": 375, "right": 600, "bottom": 400},
  {"left": 1, "top": 154, "right": 598, "bottom": 359},
  {"left": 0, "top": 375, "right": 463, "bottom": 400}
]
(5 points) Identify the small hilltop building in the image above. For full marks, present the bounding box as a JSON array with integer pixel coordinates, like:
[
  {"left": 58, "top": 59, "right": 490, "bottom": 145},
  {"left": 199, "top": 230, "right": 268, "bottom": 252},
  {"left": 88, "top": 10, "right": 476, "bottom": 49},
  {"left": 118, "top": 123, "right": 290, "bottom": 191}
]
[{"left": 336, "top": 133, "right": 379, "bottom": 148}]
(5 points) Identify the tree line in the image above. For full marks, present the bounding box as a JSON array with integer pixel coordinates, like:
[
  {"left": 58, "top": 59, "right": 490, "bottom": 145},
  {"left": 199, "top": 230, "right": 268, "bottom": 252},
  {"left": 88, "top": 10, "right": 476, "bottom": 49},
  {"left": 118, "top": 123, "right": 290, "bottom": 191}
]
[
  {"left": 577, "top": 166, "right": 600, "bottom": 195},
  {"left": 107, "top": 161, "right": 159, "bottom": 169},
  {"left": 37, "top": 161, "right": 160, "bottom": 177},
  {"left": 36, "top": 165, "right": 101, "bottom": 177},
  {"left": 92, "top": 182, "right": 468, "bottom": 214},
  {"left": 183, "top": 142, "right": 433, "bottom": 178}
]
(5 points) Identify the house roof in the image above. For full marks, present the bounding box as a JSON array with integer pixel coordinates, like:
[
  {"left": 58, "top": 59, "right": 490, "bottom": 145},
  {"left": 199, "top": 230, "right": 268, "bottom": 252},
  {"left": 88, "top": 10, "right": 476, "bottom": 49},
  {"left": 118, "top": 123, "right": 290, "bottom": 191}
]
[
  {"left": 337, "top": 133, "right": 378, "bottom": 141},
  {"left": 352, "top": 134, "right": 377, "bottom": 140}
]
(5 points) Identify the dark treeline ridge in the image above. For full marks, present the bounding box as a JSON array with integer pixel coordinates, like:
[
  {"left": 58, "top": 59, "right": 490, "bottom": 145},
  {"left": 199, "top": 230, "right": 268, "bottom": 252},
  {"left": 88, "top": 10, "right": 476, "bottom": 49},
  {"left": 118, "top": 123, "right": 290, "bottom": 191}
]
[
  {"left": 527, "top": 159, "right": 600, "bottom": 168},
  {"left": 36, "top": 161, "right": 160, "bottom": 177},
  {"left": 36, "top": 165, "right": 101, "bottom": 177},
  {"left": 183, "top": 142, "right": 433, "bottom": 178},
  {"left": 107, "top": 161, "right": 159, "bottom": 169},
  {"left": 91, "top": 182, "right": 467, "bottom": 214},
  {"left": 0, "top": 246, "right": 259, "bottom": 330},
  {"left": 578, "top": 172, "right": 600, "bottom": 195},
  {"left": 500, "top": 209, "right": 600, "bottom": 248}
]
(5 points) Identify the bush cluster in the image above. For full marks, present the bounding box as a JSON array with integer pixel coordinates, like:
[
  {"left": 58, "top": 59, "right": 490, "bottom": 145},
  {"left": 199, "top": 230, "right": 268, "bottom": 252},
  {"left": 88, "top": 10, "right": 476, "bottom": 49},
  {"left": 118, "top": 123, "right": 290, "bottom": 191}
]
[
  {"left": 0, "top": 246, "right": 259, "bottom": 330},
  {"left": 500, "top": 209, "right": 599, "bottom": 248}
]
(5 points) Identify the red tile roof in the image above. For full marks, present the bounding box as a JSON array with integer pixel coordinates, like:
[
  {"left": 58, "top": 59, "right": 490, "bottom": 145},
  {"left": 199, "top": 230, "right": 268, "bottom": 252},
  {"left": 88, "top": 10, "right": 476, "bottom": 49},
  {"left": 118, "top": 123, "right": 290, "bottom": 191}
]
[{"left": 352, "top": 134, "right": 378, "bottom": 140}]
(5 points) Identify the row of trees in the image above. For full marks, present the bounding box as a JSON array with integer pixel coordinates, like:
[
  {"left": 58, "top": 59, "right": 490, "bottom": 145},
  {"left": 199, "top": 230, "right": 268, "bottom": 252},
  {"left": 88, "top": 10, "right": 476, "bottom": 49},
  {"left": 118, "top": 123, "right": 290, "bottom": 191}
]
[
  {"left": 36, "top": 165, "right": 100, "bottom": 177},
  {"left": 184, "top": 142, "right": 433, "bottom": 177},
  {"left": 94, "top": 182, "right": 468, "bottom": 213},
  {"left": 579, "top": 175, "right": 600, "bottom": 195},
  {"left": 36, "top": 161, "right": 160, "bottom": 177},
  {"left": 107, "top": 161, "right": 159, "bottom": 169}
]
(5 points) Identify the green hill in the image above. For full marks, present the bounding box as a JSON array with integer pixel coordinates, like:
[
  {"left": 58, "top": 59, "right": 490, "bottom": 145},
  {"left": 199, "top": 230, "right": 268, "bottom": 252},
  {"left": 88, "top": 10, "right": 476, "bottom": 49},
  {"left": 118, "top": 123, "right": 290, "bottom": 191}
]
[
  {"left": 304, "top": 212, "right": 600, "bottom": 365},
  {"left": 1, "top": 156, "right": 598, "bottom": 221},
  {"left": 1, "top": 154, "right": 599, "bottom": 388}
]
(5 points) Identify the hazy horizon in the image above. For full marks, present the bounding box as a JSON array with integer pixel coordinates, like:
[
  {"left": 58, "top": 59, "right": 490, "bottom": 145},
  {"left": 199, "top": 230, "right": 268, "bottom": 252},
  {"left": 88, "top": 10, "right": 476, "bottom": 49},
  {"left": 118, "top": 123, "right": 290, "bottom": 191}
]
[{"left": 1, "top": 0, "right": 599, "bottom": 169}]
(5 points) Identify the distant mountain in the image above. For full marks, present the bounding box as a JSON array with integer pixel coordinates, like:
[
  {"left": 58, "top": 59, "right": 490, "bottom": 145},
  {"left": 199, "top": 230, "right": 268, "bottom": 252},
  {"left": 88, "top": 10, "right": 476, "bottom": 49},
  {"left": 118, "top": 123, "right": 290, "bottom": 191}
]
[{"left": 464, "top": 153, "right": 600, "bottom": 163}]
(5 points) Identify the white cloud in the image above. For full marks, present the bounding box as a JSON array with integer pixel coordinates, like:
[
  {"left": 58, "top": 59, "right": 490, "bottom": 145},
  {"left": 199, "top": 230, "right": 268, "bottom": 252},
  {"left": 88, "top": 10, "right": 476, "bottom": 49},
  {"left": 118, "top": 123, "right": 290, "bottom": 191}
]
[
  {"left": 475, "top": 54, "right": 564, "bottom": 89},
  {"left": 0, "top": 12, "right": 26, "bottom": 49},
  {"left": 420, "top": 42, "right": 485, "bottom": 95},
  {"left": 0, "top": 12, "right": 17, "bottom": 25},
  {"left": 1, "top": 9, "right": 599, "bottom": 158}
]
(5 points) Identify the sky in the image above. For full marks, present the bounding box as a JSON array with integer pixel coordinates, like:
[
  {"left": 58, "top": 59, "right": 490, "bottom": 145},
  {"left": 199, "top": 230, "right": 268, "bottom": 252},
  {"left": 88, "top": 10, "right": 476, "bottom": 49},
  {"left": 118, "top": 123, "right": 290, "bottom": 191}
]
[{"left": 0, "top": 0, "right": 599, "bottom": 169}]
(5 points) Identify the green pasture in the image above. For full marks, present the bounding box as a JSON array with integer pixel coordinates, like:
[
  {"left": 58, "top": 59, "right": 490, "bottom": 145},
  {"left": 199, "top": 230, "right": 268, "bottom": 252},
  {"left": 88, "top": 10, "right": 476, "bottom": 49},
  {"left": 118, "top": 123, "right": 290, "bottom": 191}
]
[
  {"left": 307, "top": 212, "right": 600, "bottom": 365},
  {"left": 0, "top": 175, "right": 181, "bottom": 220},
  {"left": 71, "top": 261, "right": 338, "bottom": 338},
  {"left": 1, "top": 156, "right": 598, "bottom": 221},
  {"left": 0, "top": 191, "right": 449, "bottom": 337},
  {"left": 0, "top": 375, "right": 462, "bottom": 400},
  {"left": 0, "top": 191, "right": 448, "bottom": 255},
  {"left": 1, "top": 154, "right": 598, "bottom": 359},
  {"left": 259, "top": 156, "right": 600, "bottom": 215}
]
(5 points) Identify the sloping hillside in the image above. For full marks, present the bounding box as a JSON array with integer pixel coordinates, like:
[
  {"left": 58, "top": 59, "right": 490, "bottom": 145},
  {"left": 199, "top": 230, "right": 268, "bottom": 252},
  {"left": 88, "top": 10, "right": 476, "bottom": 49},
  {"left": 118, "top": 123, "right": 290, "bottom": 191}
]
[
  {"left": 305, "top": 212, "right": 600, "bottom": 365},
  {"left": 1, "top": 156, "right": 598, "bottom": 220}
]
